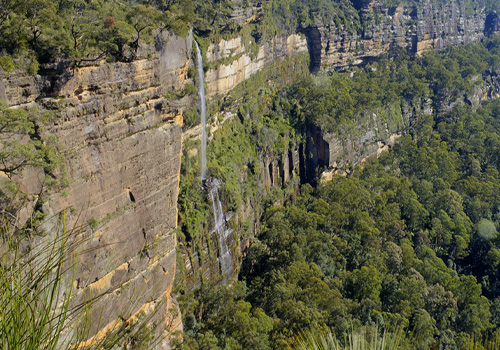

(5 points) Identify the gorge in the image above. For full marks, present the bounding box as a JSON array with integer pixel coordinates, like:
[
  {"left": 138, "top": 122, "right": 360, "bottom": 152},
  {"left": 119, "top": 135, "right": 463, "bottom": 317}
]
[{"left": 2, "top": 0, "right": 500, "bottom": 348}]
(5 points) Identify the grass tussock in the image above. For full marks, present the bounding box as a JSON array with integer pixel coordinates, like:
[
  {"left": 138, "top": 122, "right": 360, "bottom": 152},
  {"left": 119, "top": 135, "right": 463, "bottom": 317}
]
[
  {"left": 0, "top": 213, "right": 161, "bottom": 350},
  {"left": 289, "top": 326, "right": 413, "bottom": 350}
]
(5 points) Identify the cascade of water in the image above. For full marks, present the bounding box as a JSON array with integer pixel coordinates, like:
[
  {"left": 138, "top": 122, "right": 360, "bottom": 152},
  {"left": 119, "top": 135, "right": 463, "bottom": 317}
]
[
  {"left": 207, "top": 178, "right": 234, "bottom": 278},
  {"left": 195, "top": 44, "right": 233, "bottom": 278},
  {"left": 195, "top": 42, "right": 207, "bottom": 180}
]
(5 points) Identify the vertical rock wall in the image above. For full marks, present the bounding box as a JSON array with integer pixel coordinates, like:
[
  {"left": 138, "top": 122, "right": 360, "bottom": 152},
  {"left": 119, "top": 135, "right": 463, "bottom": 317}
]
[
  {"left": 315, "top": 0, "right": 487, "bottom": 68},
  {"left": 0, "top": 0, "right": 497, "bottom": 346},
  {"left": 1, "top": 32, "right": 192, "bottom": 346},
  {"left": 204, "top": 34, "right": 308, "bottom": 98}
]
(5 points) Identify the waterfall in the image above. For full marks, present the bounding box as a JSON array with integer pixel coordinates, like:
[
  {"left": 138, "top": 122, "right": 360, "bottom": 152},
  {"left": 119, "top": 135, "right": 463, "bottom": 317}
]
[
  {"left": 195, "top": 44, "right": 233, "bottom": 278},
  {"left": 195, "top": 42, "right": 207, "bottom": 180},
  {"left": 206, "top": 178, "right": 234, "bottom": 278}
]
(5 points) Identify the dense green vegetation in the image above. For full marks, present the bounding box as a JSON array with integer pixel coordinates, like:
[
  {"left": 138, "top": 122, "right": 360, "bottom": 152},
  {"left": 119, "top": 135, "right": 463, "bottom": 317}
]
[
  {"left": 176, "top": 52, "right": 309, "bottom": 253},
  {"left": 0, "top": 0, "right": 358, "bottom": 68},
  {"left": 279, "top": 39, "right": 500, "bottom": 134},
  {"left": 3, "top": 0, "right": 498, "bottom": 72},
  {"left": 290, "top": 326, "right": 414, "bottom": 350},
  {"left": 175, "top": 37, "right": 500, "bottom": 349},
  {"left": 0, "top": 0, "right": 193, "bottom": 66}
]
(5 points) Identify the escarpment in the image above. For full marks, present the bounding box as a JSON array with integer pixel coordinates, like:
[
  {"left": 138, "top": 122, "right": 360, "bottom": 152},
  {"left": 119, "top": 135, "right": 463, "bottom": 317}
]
[
  {"left": 1, "top": 0, "right": 500, "bottom": 347},
  {"left": 202, "top": 0, "right": 492, "bottom": 100},
  {"left": 204, "top": 34, "right": 308, "bottom": 98},
  {"left": 314, "top": 0, "right": 488, "bottom": 69},
  {"left": 1, "top": 32, "right": 192, "bottom": 345}
]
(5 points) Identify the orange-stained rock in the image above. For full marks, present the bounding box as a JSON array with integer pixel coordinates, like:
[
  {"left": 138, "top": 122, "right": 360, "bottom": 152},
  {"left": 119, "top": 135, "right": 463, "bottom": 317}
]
[{"left": 0, "top": 31, "right": 192, "bottom": 348}]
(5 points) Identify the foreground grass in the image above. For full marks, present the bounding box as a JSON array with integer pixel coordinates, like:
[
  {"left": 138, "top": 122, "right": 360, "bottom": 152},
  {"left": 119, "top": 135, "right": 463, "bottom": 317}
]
[
  {"left": 289, "top": 327, "right": 411, "bottom": 350},
  {"left": 288, "top": 327, "right": 500, "bottom": 350},
  {"left": 0, "top": 216, "right": 158, "bottom": 350}
]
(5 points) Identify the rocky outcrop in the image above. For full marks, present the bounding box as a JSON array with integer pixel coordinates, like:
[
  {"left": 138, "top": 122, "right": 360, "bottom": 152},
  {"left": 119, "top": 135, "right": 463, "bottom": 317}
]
[
  {"left": 204, "top": 34, "right": 308, "bottom": 97},
  {"left": 314, "top": 0, "right": 487, "bottom": 69},
  {"left": 309, "top": 67, "right": 500, "bottom": 181},
  {"left": 1, "top": 32, "right": 192, "bottom": 346},
  {"left": 305, "top": 106, "right": 413, "bottom": 182}
]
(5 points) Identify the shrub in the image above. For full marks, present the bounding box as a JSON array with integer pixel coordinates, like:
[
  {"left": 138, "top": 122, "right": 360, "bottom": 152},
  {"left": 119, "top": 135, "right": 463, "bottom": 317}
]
[
  {"left": 0, "top": 57, "right": 14, "bottom": 73},
  {"left": 183, "top": 107, "right": 201, "bottom": 130},
  {"left": 88, "top": 217, "right": 100, "bottom": 230},
  {"left": 289, "top": 326, "right": 411, "bottom": 350},
  {"left": 0, "top": 225, "right": 88, "bottom": 350},
  {"left": 187, "top": 66, "right": 196, "bottom": 80},
  {"left": 28, "top": 59, "right": 39, "bottom": 75}
]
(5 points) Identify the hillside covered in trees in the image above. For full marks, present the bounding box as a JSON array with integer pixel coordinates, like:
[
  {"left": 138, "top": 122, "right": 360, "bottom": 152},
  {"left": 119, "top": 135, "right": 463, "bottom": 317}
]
[{"left": 175, "top": 37, "right": 500, "bottom": 349}]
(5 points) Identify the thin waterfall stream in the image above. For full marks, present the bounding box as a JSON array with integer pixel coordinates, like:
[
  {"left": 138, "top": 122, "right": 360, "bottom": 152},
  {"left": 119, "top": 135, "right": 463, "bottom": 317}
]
[
  {"left": 207, "top": 179, "right": 234, "bottom": 278},
  {"left": 195, "top": 42, "right": 207, "bottom": 180},
  {"left": 195, "top": 42, "right": 233, "bottom": 278}
]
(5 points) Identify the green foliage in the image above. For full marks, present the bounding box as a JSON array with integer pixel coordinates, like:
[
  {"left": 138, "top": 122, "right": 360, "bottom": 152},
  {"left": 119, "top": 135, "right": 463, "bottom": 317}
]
[
  {"left": 177, "top": 53, "right": 307, "bottom": 243},
  {"left": 0, "top": 229, "right": 72, "bottom": 350},
  {"left": 0, "top": 56, "right": 14, "bottom": 73},
  {"left": 187, "top": 66, "right": 196, "bottom": 80},
  {"left": 476, "top": 219, "right": 497, "bottom": 240},
  {"left": 1, "top": 0, "right": 496, "bottom": 71},
  {"left": 0, "top": 100, "right": 69, "bottom": 237},
  {"left": 0, "top": 0, "right": 182, "bottom": 64},
  {"left": 0, "top": 101, "right": 65, "bottom": 181},
  {"left": 0, "top": 105, "right": 36, "bottom": 171},
  {"left": 183, "top": 107, "right": 201, "bottom": 130},
  {"left": 88, "top": 217, "right": 100, "bottom": 231},
  {"left": 177, "top": 38, "right": 500, "bottom": 350},
  {"left": 27, "top": 58, "right": 39, "bottom": 75},
  {"left": 178, "top": 282, "right": 273, "bottom": 350},
  {"left": 126, "top": 4, "right": 162, "bottom": 54}
]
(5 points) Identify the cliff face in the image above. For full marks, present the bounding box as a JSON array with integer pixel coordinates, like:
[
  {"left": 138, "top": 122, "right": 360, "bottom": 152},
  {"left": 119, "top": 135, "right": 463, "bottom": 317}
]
[
  {"left": 283, "top": 0, "right": 496, "bottom": 179},
  {"left": 1, "top": 32, "right": 192, "bottom": 345},
  {"left": 313, "top": 0, "right": 487, "bottom": 69},
  {"left": 204, "top": 34, "right": 308, "bottom": 98},
  {"left": 312, "top": 103, "right": 419, "bottom": 182},
  {"left": 0, "top": 0, "right": 497, "bottom": 346},
  {"left": 200, "top": 0, "right": 491, "bottom": 99}
]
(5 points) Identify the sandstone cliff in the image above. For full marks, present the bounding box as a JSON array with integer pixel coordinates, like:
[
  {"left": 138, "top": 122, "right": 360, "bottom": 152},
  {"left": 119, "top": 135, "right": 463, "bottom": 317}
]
[
  {"left": 199, "top": 0, "right": 493, "bottom": 100},
  {"left": 0, "top": 0, "right": 498, "bottom": 346},
  {"left": 205, "top": 34, "right": 308, "bottom": 98},
  {"left": 1, "top": 32, "right": 192, "bottom": 346},
  {"left": 312, "top": 0, "right": 488, "bottom": 69}
]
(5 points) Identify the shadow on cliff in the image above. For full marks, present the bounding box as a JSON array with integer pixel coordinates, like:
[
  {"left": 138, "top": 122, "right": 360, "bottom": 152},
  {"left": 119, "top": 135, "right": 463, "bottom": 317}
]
[
  {"left": 485, "top": 11, "right": 500, "bottom": 37},
  {"left": 298, "top": 26, "right": 322, "bottom": 74},
  {"left": 37, "top": 59, "right": 75, "bottom": 98}
]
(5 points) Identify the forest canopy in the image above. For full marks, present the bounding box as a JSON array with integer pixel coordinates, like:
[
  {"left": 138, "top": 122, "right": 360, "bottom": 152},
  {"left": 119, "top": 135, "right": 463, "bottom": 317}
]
[{"left": 176, "top": 37, "right": 500, "bottom": 349}]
